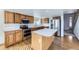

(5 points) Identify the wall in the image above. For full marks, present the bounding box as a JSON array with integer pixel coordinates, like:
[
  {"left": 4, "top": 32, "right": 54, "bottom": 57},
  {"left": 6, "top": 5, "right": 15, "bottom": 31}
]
[
  {"left": 0, "top": 10, "right": 20, "bottom": 44},
  {"left": 74, "top": 16, "right": 79, "bottom": 39},
  {"left": 60, "top": 14, "right": 64, "bottom": 37},
  {"left": 34, "top": 17, "right": 41, "bottom": 25},
  {"left": 0, "top": 10, "right": 5, "bottom": 44},
  {"left": 64, "top": 13, "right": 74, "bottom": 30}
]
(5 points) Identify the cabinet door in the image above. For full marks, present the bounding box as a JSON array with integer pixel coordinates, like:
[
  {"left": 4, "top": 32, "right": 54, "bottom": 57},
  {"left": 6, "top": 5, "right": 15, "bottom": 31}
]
[
  {"left": 5, "top": 11, "right": 14, "bottom": 23},
  {"left": 25, "top": 15, "right": 29, "bottom": 19},
  {"left": 28, "top": 16, "right": 34, "bottom": 23},
  {"left": 5, "top": 31, "right": 15, "bottom": 47},
  {"left": 20, "top": 14, "right": 26, "bottom": 21},
  {"left": 15, "top": 30, "right": 22, "bottom": 43},
  {"left": 15, "top": 13, "right": 21, "bottom": 23},
  {"left": 41, "top": 18, "right": 49, "bottom": 23}
]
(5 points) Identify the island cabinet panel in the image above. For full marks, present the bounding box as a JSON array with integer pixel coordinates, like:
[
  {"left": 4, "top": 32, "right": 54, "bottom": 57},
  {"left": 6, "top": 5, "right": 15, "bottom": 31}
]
[
  {"left": 5, "top": 30, "right": 22, "bottom": 48},
  {"left": 31, "top": 32, "right": 42, "bottom": 50},
  {"left": 5, "top": 31, "right": 15, "bottom": 48},
  {"left": 42, "top": 36, "right": 54, "bottom": 50},
  {"left": 15, "top": 30, "right": 22, "bottom": 43},
  {"left": 5, "top": 11, "right": 14, "bottom": 23},
  {"left": 31, "top": 32, "right": 54, "bottom": 50},
  {"left": 15, "top": 13, "right": 21, "bottom": 23}
]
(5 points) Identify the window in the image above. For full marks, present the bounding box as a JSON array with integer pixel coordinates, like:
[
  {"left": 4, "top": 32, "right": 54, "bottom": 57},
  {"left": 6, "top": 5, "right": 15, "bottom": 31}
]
[{"left": 69, "top": 17, "right": 72, "bottom": 28}]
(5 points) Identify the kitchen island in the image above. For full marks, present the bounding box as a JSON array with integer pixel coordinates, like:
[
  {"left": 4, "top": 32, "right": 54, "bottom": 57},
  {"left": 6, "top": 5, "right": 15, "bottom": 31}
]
[{"left": 31, "top": 28, "right": 57, "bottom": 50}]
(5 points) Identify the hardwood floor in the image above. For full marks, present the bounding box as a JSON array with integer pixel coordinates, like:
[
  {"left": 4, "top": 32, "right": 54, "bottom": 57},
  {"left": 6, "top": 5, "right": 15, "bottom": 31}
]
[
  {"left": 0, "top": 35, "right": 79, "bottom": 50},
  {"left": 49, "top": 35, "right": 79, "bottom": 50},
  {"left": 0, "top": 39, "right": 31, "bottom": 50}
]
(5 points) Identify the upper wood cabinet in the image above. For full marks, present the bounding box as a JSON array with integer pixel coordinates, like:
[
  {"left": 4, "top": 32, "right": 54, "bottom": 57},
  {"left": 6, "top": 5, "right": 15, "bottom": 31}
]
[
  {"left": 25, "top": 15, "right": 29, "bottom": 19},
  {"left": 28, "top": 16, "right": 34, "bottom": 23},
  {"left": 20, "top": 14, "right": 26, "bottom": 20},
  {"left": 5, "top": 11, "right": 34, "bottom": 23},
  {"left": 41, "top": 18, "right": 49, "bottom": 23},
  {"left": 15, "top": 13, "right": 21, "bottom": 23},
  {"left": 5, "top": 11, "right": 14, "bottom": 23}
]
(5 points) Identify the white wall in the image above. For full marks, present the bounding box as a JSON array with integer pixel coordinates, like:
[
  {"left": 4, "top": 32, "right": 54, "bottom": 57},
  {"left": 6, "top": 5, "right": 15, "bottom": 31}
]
[
  {"left": 0, "top": 10, "right": 5, "bottom": 44},
  {"left": 61, "top": 14, "right": 64, "bottom": 37},
  {"left": 74, "top": 16, "right": 79, "bottom": 39},
  {"left": 34, "top": 17, "right": 41, "bottom": 25},
  {"left": 0, "top": 10, "right": 19, "bottom": 44}
]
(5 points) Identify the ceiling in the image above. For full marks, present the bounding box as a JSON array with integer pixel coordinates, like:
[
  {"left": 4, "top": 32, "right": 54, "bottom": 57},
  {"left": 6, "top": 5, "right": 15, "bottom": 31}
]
[{"left": 5, "top": 9, "right": 77, "bottom": 18}]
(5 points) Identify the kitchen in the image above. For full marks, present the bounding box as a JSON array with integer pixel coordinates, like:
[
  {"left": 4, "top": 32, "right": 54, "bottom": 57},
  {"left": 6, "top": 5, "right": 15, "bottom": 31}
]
[{"left": 0, "top": 9, "right": 79, "bottom": 50}]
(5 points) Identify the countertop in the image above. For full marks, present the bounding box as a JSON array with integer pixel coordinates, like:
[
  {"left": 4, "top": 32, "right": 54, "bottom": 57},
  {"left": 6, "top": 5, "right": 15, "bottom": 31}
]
[
  {"left": 3, "top": 23, "right": 49, "bottom": 31},
  {"left": 4, "top": 24, "right": 21, "bottom": 31},
  {"left": 32, "top": 28, "right": 57, "bottom": 37}
]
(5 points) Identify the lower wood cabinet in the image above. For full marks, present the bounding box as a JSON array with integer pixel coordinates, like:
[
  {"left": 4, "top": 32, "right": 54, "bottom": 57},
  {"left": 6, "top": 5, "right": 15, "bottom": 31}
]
[
  {"left": 15, "top": 30, "right": 22, "bottom": 43},
  {"left": 5, "top": 31, "right": 15, "bottom": 47},
  {"left": 5, "top": 30, "right": 22, "bottom": 48}
]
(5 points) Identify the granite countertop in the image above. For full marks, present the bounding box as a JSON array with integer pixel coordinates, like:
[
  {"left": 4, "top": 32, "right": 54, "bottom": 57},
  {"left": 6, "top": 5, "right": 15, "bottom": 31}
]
[
  {"left": 4, "top": 24, "right": 21, "bottom": 31},
  {"left": 3, "top": 23, "right": 49, "bottom": 31},
  {"left": 32, "top": 28, "right": 57, "bottom": 37}
]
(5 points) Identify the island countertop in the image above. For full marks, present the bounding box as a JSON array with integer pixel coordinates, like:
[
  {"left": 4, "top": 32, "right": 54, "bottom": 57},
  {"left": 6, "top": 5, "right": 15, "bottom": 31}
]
[
  {"left": 32, "top": 28, "right": 57, "bottom": 37},
  {"left": 31, "top": 28, "right": 57, "bottom": 50}
]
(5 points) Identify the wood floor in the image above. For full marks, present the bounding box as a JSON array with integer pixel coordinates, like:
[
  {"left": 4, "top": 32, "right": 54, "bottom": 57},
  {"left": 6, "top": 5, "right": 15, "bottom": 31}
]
[
  {"left": 49, "top": 35, "right": 79, "bottom": 50},
  {"left": 0, "top": 35, "right": 79, "bottom": 50},
  {"left": 0, "top": 39, "right": 31, "bottom": 50}
]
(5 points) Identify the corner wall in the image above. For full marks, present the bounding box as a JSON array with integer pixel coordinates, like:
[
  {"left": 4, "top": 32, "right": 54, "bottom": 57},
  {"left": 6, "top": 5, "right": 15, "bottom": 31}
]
[
  {"left": 0, "top": 10, "right": 5, "bottom": 44},
  {"left": 74, "top": 15, "right": 79, "bottom": 39}
]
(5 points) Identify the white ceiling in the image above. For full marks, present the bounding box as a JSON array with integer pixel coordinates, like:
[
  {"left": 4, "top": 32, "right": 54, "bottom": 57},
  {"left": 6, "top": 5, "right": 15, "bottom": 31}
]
[{"left": 5, "top": 9, "right": 77, "bottom": 18}]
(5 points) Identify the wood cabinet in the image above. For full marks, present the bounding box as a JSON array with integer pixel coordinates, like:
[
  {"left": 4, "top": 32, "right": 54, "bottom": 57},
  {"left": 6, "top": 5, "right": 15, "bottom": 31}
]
[
  {"left": 20, "top": 14, "right": 26, "bottom": 20},
  {"left": 15, "top": 30, "right": 22, "bottom": 43},
  {"left": 5, "top": 11, "right": 34, "bottom": 23},
  {"left": 41, "top": 18, "right": 49, "bottom": 23},
  {"left": 15, "top": 13, "right": 21, "bottom": 23},
  {"left": 28, "top": 16, "right": 34, "bottom": 23},
  {"left": 5, "top": 11, "right": 14, "bottom": 23},
  {"left": 31, "top": 26, "right": 45, "bottom": 31},
  {"left": 25, "top": 15, "right": 29, "bottom": 19},
  {"left": 5, "top": 31, "right": 15, "bottom": 47},
  {"left": 31, "top": 32, "right": 54, "bottom": 50},
  {"left": 5, "top": 30, "right": 22, "bottom": 48}
]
